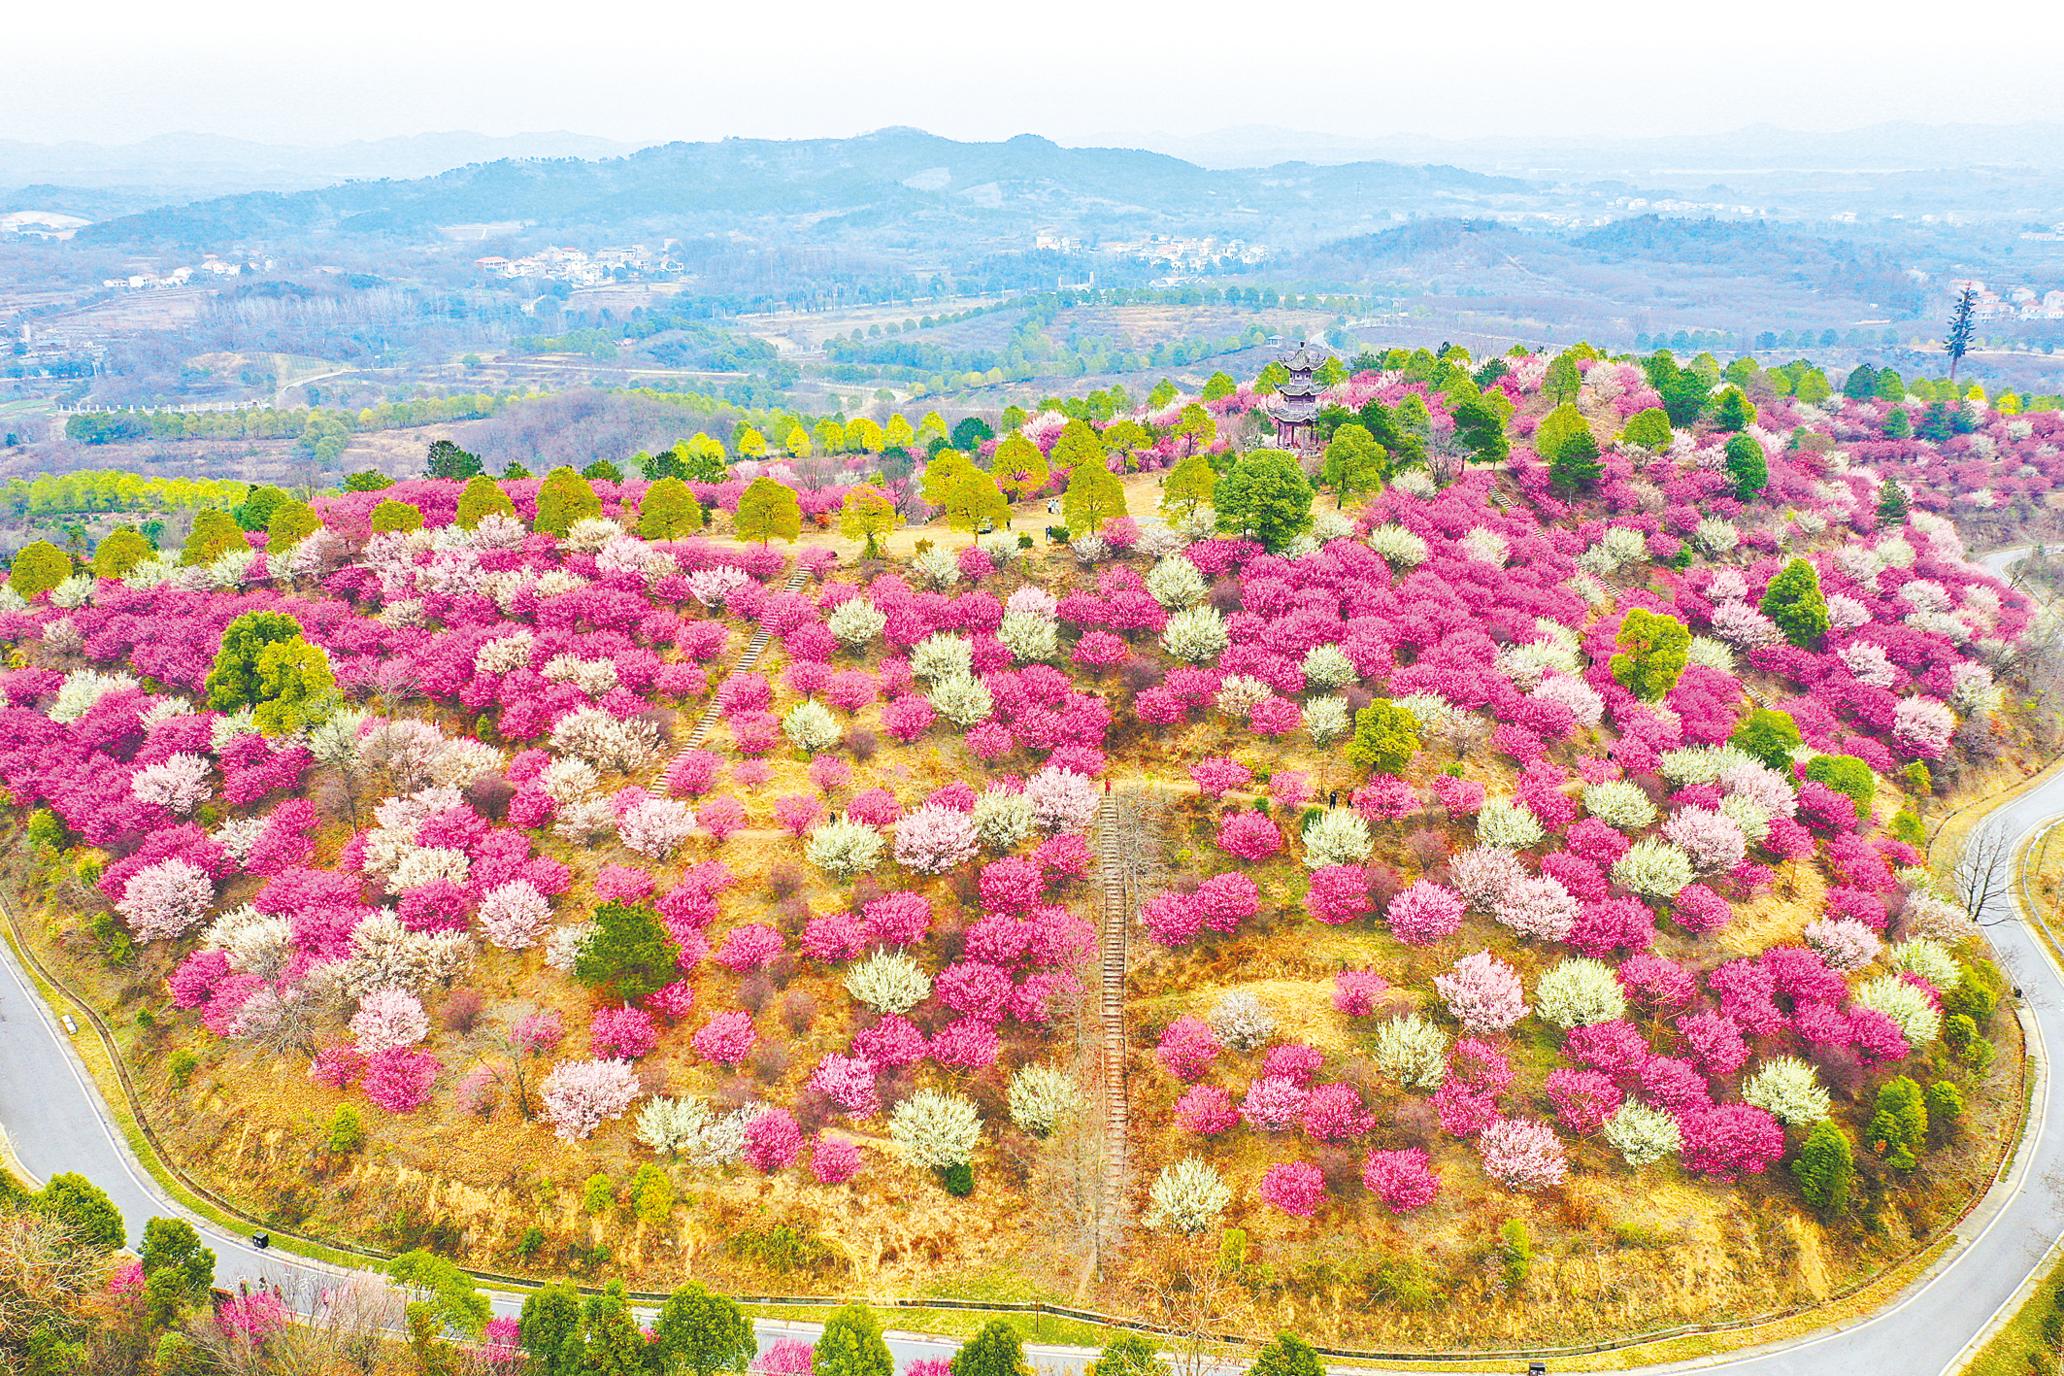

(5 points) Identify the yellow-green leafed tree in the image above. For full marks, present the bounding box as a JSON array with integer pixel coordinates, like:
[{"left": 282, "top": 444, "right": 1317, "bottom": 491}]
[
  {"left": 1062, "top": 460, "right": 1126, "bottom": 536},
  {"left": 1160, "top": 452, "right": 1215, "bottom": 520},
  {"left": 90, "top": 528, "right": 153, "bottom": 581},
  {"left": 533, "top": 467, "right": 600, "bottom": 536},
  {"left": 940, "top": 467, "right": 1008, "bottom": 541},
  {"left": 9, "top": 540, "right": 72, "bottom": 598},
  {"left": 265, "top": 498, "right": 322, "bottom": 549},
  {"left": 182, "top": 509, "right": 247, "bottom": 565},
  {"left": 637, "top": 478, "right": 705, "bottom": 540},
  {"left": 839, "top": 486, "right": 898, "bottom": 558},
  {"left": 1048, "top": 419, "right": 1106, "bottom": 477},
  {"left": 369, "top": 499, "right": 425, "bottom": 534},
  {"left": 251, "top": 636, "right": 339, "bottom": 737},
  {"left": 992, "top": 435, "right": 1049, "bottom": 501},
  {"left": 846, "top": 417, "right": 885, "bottom": 453},
  {"left": 455, "top": 475, "right": 516, "bottom": 529},
  {"left": 919, "top": 451, "right": 976, "bottom": 509},
  {"left": 735, "top": 477, "right": 802, "bottom": 545}
]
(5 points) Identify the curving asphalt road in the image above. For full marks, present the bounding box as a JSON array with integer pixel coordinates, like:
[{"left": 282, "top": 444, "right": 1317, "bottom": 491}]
[{"left": 1, "top": 546, "right": 2060, "bottom": 1374}]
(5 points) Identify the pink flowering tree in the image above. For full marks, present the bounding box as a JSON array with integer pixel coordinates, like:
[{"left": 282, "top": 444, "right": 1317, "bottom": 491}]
[
  {"left": 363, "top": 1047, "right": 441, "bottom": 1115},
  {"left": 1174, "top": 1084, "right": 1239, "bottom": 1136},
  {"left": 1332, "top": 970, "right": 1388, "bottom": 1017},
  {"left": 1215, "top": 809, "right": 1283, "bottom": 862},
  {"left": 1362, "top": 1148, "right": 1439, "bottom": 1213},
  {"left": 812, "top": 1137, "right": 862, "bottom": 1184},
  {"left": 1156, "top": 1016, "right": 1222, "bottom": 1081},
  {"left": 1386, "top": 880, "right": 1465, "bottom": 946},
  {"left": 589, "top": 1004, "right": 659, "bottom": 1059},
  {"left": 744, "top": 1108, "right": 803, "bottom": 1172},
  {"left": 692, "top": 1011, "right": 758, "bottom": 1066},
  {"left": 1434, "top": 951, "right": 1528, "bottom": 1033},
  {"left": 1545, "top": 1068, "right": 1622, "bottom": 1135},
  {"left": 1679, "top": 1104, "right": 1786, "bottom": 1180},
  {"left": 1477, "top": 1117, "right": 1568, "bottom": 1191},
  {"left": 1258, "top": 1161, "right": 1326, "bottom": 1217},
  {"left": 538, "top": 1057, "right": 640, "bottom": 1141}
]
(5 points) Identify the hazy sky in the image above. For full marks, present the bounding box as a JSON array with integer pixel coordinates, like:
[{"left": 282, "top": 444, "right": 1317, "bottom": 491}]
[{"left": 11, "top": 0, "right": 2062, "bottom": 147}]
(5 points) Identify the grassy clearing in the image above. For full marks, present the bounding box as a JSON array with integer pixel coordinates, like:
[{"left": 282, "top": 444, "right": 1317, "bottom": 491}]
[
  {"left": 746, "top": 1303, "right": 1127, "bottom": 1352},
  {"left": 1964, "top": 1247, "right": 2064, "bottom": 1376}
]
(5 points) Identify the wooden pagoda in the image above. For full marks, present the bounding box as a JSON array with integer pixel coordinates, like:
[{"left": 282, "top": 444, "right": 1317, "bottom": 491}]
[{"left": 1267, "top": 341, "right": 1324, "bottom": 451}]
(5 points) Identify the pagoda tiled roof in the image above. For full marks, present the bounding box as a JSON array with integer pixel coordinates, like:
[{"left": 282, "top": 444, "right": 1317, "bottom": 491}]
[{"left": 1281, "top": 340, "right": 1327, "bottom": 372}]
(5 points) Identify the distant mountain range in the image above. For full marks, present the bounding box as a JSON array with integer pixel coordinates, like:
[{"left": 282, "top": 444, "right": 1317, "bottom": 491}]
[
  {"left": 1107, "top": 120, "right": 2064, "bottom": 176},
  {"left": 0, "top": 130, "right": 637, "bottom": 202},
  {"left": 8, "top": 119, "right": 2057, "bottom": 248},
  {"left": 10, "top": 119, "right": 2063, "bottom": 208},
  {"left": 65, "top": 128, "right": 1527, "bottom": 250}
]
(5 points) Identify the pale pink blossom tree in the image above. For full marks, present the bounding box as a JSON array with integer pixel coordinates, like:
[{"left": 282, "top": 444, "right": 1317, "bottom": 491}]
[
  {"left": 538, "top": 1057, "right": 641, "bottom": 1141},
  {"left": 1434, "top": 951, "right": 1528, "bottom": 1033}
]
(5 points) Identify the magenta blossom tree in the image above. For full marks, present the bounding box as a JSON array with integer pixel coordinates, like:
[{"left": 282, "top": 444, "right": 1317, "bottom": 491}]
[
  {"left": 1362, "top": 1148, "right": 1439, "bottom": 1213},
  {"left": 1258, "top": 1161, "right": 1325, "bottom": 1217}
]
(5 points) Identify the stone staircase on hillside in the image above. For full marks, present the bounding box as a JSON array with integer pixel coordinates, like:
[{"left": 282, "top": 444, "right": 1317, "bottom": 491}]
[{"left": 660, "top": 564, "right": 809, "bottom": 778}]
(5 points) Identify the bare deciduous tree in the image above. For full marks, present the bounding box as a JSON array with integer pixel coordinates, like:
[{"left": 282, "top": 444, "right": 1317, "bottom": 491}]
[
  {"left": 299, "top": 1270, "right": 406, "bottom": 1375},
  {"left": 0, "top": 1208, "right": 107, "bottom": 1367},
  {"left": 468, "top": 1002, "right": 550, "bottom": 1121},
  {"left": 1032, "top": 1109, "right": 1107, "bottom": 1296},
  {"left": 1952, "top": 824, "right": 2018, "bottom": 924},
  {"left": 1137, "top": 1235, "right": 1243, "bottom": 1376}
]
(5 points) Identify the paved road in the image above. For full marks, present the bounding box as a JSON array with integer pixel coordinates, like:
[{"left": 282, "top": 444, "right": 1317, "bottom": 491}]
[
  {"left": 1, "top": 545, "right": 2060, "bottom": 1374},
  {"left": 0, "top": 932, "right": 1034, "bottom": 1362}
]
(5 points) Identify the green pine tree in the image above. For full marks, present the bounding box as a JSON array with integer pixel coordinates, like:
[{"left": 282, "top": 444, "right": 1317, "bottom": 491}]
[
  {"left": 1723, "top": 434, "right": 1768, "bottom": 500},
  {"left": 519, "top": 1283, "right": 587, "bottom": 1376},
  {"left": 652, "top": 1281, "right": 756, "bottom": 1376},
  {"left": 1249, "top": 1332, "right": 1323, "bottom": 1376},
  {"left": 426, "top": 438, "right": 484, "bottom": 480},
  {"left": 1864, "top": 1077, "right": 1928, "bottom": 1170},
  {"left": 1730, "top": 709, "right": 1802, "bottom": 769},
  {"left": 1548, "top": 430, "right": 1602, "bottom": 493},
  {"left": 1759, "top": 558, "right": 1830, "bottom": 648},
  {"left": 1792, "top": 1120, "right": 1854, "bottom": 1214},
  {"left": 814, "top": 1306, "right": 894, "bottom": 1376},
  {"left": 949, "top": 1322, "right": 1031, "bottom": 1376},
  {"left": 572, "top": 901, "right": 680, "bottom": 1003},
  {"left": 204, "top": 610, "right": 305, "bottom": 712},
  {"left": 1712, "top": 387, "right": 1756, "bottom": 432},
  {"left": 1450, "top": 393, "right": 1509, "bottom": 463}
]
